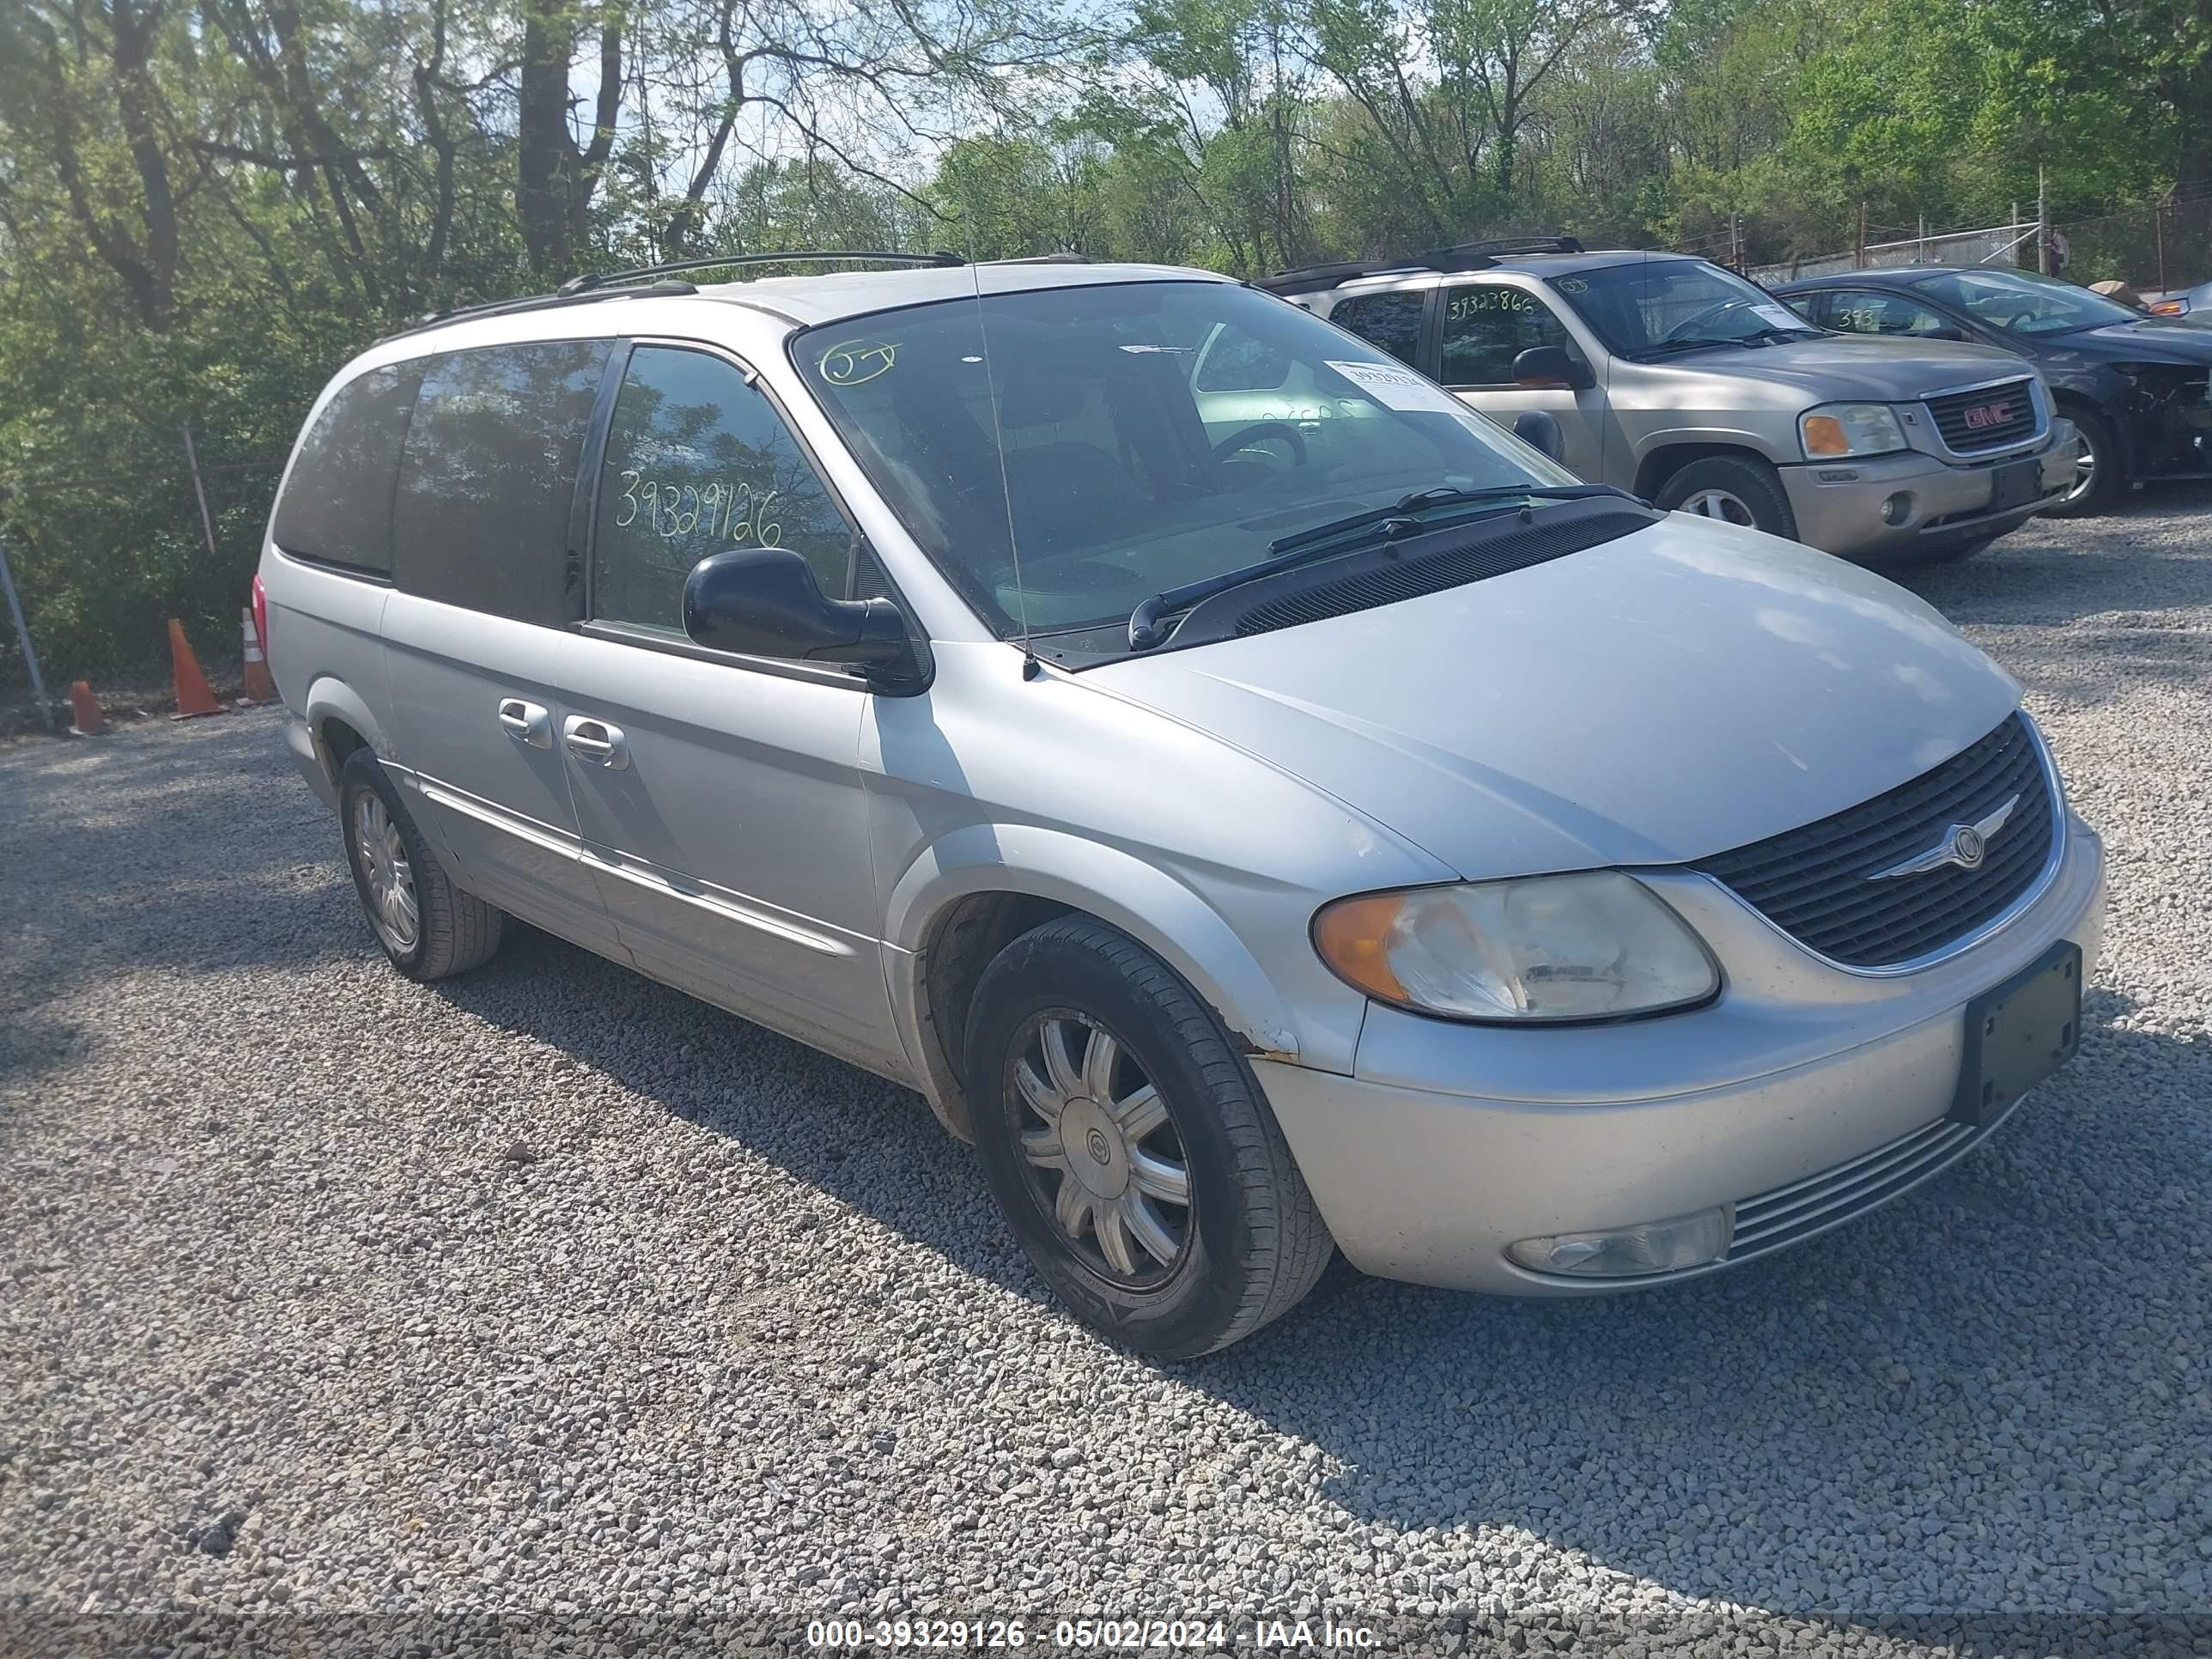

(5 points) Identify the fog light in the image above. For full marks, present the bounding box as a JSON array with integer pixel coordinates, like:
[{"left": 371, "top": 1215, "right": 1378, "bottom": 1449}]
[
  {"left": 1507, "top": 1205, "right": 1734, "bottom": 1279},
  {"left": 1881, "top": 491, "right": 1913, "bottom": 526}
]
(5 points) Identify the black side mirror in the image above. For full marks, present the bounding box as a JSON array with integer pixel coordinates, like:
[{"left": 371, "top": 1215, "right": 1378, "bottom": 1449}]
[
  {"left": 1510, "top": 410, "right": 1565, "bottom": 463},
  {"left": 1925, "top": 325, "right": 1966, "bottom": 342},
  {"left": 1511, "top": 344, "right": 1595, "bottom": 391},
  {"left": 684, "top": 547, "right": 909, "bottom": 672}
]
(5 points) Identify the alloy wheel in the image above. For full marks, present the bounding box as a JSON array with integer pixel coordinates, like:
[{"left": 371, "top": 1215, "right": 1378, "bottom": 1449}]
[
  {"left": 2064, "top": 428, "right": 2099, "bottom": 507},
  {"left": 352, "top": 793, "right": 419, "bottom": 953},
  {"left": 1011, "top": 1012, "right": 1193, "bottom": 1285},
  {"left": 1679, "top": 488, "right": 1757, "bottom": 526}
]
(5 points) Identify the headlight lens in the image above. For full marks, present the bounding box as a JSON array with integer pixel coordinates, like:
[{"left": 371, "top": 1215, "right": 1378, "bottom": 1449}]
[
  {"left": 1800, "top": 403, "right": 1906, "bottom": 459},
  {"left": 1311, "top": 872, "right": 1719, "bottom": 1023}
]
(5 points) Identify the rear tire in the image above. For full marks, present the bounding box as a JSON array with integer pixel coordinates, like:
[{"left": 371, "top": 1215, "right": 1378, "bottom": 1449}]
[
  {"left": 964, "top": 917, "right": 1332, "bottom": 1358},
  {"left": 337, "top": 749, "right": 502, "bottom": 981},
  {"left": 1653, "top": 454, "right": 1799, "bottom": 540},
  {"left": 2047, "top": 407, "right": 2122, "bottom": 517}
]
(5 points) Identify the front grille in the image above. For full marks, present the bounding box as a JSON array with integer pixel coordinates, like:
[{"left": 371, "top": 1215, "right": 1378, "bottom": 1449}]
[
  {"left": 1694, "top": 713, "right": 2055, "bottom": 968},
  {"left": 1730, "top": 1104, "right": 2013, "bottom": 1261},
  {"left": 1925, "top": 379, "right": 2039, "bottom": 452}
]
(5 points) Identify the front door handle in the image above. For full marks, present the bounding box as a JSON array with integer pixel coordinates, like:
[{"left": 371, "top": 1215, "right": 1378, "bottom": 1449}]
[
  {"left": 497, "top": 697, "right": 552, "bottom": 749},
  {"left": 562, "top": 714, "right": 630, "bottom": 770}
]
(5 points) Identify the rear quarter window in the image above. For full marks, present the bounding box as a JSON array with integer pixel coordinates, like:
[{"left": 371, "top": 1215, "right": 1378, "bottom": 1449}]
[
  {"left": 390, "top": 341, "right": 611, "bottom": 623},
  {"left": 271, "top": 363, "right": 422, "bottom": 575}
]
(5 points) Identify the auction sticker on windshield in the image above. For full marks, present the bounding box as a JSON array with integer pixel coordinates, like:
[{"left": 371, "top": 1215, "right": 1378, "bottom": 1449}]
[
  {"left": 1326, "top": 360, "right": 1469, "bottom": 416},
  {"left": 1752, "top": 303, "right": 1805, "bottom": 331}
]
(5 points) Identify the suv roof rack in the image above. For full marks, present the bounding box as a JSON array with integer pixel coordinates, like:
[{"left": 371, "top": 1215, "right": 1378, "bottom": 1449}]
[
  {"left": 374, "top": 249, "right": 965, "bottom": 344},
  {"left": 1253, "top": 234, "right": 1587, "bottom": 296}
]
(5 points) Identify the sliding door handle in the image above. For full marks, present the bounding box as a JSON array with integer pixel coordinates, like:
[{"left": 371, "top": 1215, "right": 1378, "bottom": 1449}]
[{"left": 562, "top": 714, "right": 630, "bottom": 770}]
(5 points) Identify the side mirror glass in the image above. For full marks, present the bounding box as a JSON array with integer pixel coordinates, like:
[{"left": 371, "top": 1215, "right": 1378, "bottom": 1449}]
[
  {"left": 683, "top": 547, "right": 909, "bottom": 672},
  {"left": 1511, "top": 344, "right": 1595, "bottom": 392},
  {"left": 1510, "top": 410, "right": 1566, "bottom": 464}
]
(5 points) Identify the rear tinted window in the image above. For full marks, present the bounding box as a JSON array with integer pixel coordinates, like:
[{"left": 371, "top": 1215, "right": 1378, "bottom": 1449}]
[
  {"left": 1328, "top": 291, "right": 1425, "bottom": 366},
  {"left": 271, "top": 364, "right": 421, "bottom": 574},
  {"left": 391, "top": 341, "right": 611, "bottom": 623}
]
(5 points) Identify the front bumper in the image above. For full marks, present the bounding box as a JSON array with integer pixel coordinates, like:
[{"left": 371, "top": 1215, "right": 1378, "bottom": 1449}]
[
  {"left": 1777, "top": 422, "right": 2075, "bottom": 563},
  {"left": 1255, "top": 811, "right": 2105, "bottom": 1294}
]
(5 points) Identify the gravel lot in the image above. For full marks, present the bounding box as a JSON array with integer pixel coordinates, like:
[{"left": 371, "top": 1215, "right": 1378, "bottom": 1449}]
[{"left": 5, "top": 501, "right": 2210, "bottom": 1657}]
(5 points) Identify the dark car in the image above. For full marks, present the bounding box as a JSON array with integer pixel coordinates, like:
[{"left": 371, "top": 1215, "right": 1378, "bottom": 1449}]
[{"left": 1776, "top": 266, "right": 2212, "bottom": 514}]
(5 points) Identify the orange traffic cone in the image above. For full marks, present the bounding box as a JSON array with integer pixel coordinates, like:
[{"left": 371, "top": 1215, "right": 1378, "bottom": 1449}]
[
  {"left": 68, "top": 681, "right": 107, "bottom": 737},
  {"left": 240, "top": 606, "right": 276, "bottom": 703},
  {"left": 167, "top": 619, "right": 224, "bottom": 720}
]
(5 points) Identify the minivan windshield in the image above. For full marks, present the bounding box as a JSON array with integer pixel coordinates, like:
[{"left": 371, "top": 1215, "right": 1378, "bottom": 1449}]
[
  {"left": 1907, "top": 268, "right": 2139, "bottom": 336},
  {"left": 792, "top": 280, "right": 1574, "bottom": 639},
  {"left": 1552, "top": 258, "right": 1823, "bottom": 359}
]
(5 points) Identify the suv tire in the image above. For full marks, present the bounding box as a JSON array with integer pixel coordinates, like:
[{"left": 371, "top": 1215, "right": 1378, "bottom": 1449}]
[
  {"left": 964, "top": 917, "right": 1332, "bottom": 1358},
  {"left": 1655, "top": 454, "right": 1799, "bottom": 540},
  {"left": 337, "top": 748, "right": 503, "bottom": 981}
]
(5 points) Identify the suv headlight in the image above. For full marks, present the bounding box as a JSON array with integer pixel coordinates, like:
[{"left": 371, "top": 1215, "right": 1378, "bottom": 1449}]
[
  {"left": 1800, "top": 403, "right": 1906, "bottom": 459},
  {"left": 1311, "top": 872, "right": 1720, "bottom": 1023}
]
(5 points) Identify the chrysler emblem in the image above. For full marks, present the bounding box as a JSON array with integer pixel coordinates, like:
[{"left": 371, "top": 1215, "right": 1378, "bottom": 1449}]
[{"left": 1869, "top": 795, "right": 2019, "bottom": 880}]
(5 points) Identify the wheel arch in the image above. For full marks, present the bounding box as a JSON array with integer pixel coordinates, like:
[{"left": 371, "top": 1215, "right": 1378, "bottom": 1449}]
[
  {"left": 303, "top": 676, "right": 391, "bottom": 785},
  {"left": 1634, "top": 439, "right": 1782, "bottom": 503},
  {"left": 886, "top": 827, "right": 1308, "bottom": 1141}
]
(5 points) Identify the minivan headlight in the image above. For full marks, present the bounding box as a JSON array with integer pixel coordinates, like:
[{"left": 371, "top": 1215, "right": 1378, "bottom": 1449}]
[
  {"left": 1800, "top": 403, "right": 1906, "bottom": 459},
  {"left": 1311, "top": 872, "right": 1720, "bottom": 1023}
]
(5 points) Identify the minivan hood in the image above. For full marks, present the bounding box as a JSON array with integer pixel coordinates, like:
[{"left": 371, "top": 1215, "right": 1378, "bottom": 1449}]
[
  {"left": 1688, "top": 334, "right": 2035, "bottom": 404},
  {"left": 1085, "top": 517, "right": 2022, "bottom": 879}
]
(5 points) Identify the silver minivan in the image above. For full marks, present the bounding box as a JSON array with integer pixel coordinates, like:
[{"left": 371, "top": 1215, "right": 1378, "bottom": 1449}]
[
  {"left": 1264, "top": 240, "right": 2077, "bottom": 563},
  {"left": 261, "top": 256, "right": 2105, "bottom": 1357}
]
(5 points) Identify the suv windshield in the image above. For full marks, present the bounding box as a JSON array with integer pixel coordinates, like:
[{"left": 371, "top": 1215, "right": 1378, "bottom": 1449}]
[
  {"left": 1550, "top": 258, "right": 1822, "bottom": 358},
  {"left": 792, "top": 280, "right": 1573, "bottom": 640},
  {"left": 1909, "top": 268, "right": 2138, "bottom": 336}
]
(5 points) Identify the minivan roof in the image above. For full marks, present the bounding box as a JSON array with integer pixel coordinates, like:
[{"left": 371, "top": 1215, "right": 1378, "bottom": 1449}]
[{"left": 696, "top": 259, "right": 1231, "bottom": 325}]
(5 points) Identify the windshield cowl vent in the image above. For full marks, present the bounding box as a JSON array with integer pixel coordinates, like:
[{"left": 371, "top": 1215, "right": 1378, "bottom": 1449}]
[{"left": 1219, "top": 509, "right": 1651, "bottom": 641}]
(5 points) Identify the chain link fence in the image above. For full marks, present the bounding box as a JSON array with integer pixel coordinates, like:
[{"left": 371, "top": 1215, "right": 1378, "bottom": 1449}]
[
  {"left": 2060, "top": 190, "right": 2212, "bottom": 295},
  {"left": 1747, "top": 222, "right": 2037, "bottom": 285},
  {"left": 0, "top": 435, "right": 283, "bottom": 738}
]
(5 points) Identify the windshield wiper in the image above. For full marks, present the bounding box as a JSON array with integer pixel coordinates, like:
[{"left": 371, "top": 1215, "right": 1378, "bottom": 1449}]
[
  {"left": 1126, "top": 483, "right": 1638, "bottom": 651},
  {"left": 1626, "top": 337, "right": 1758, "bottom": 361}
]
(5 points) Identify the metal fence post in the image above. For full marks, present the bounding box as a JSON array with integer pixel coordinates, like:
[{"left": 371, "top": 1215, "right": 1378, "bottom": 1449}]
[{"left": 0, "top": 532, "right": 56, "bottom": 732}]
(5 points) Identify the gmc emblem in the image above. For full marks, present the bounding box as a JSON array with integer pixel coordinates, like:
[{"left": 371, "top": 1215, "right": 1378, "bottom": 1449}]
[{"left": 1963, "top": 401, "right": 2013, "bottom": 429}]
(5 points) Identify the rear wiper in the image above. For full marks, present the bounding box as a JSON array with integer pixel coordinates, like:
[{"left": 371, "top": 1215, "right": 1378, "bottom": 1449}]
[{"left": 1126, "top": 483, "right": 1638, "bottom": 651}]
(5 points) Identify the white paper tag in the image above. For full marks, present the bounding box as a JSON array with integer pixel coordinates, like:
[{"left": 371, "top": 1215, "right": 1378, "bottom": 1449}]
[
  {"left": 1326, "top": 359, "right": 1470, "bottom": 416},
  {"left": 1753, "top": 302, "right": 1808, "bottom": 331}
]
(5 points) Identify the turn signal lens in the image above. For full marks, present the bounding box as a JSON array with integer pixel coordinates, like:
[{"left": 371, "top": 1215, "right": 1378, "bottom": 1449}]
[
  {"left": 1310, "top": 872, "right": 1719, "bottom": 1023},
  {"left": 1802, "top": 415, "right": 1850, "bottom": 457}
]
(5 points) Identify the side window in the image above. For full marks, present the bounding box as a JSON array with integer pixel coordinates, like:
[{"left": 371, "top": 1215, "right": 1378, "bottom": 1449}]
[
  {"left": 592, "top": 345, "right": 854, "bottom": 635},
  {"left": 390, "top": 340, "right": 610, "bottom": 623},
  {"left": 1820, "top": 290, "right": 1949, "bottom": 337},
  {"left": 271, "top": 363, "right": 422, "bottom": 575},
  {"left": 1440, "top": 284, "right": 1572, "bottom": 386},
  {"left": 1327, "top": 292, "right": 1426, "bottom": 368},
  {"left": 1194, "top": 325, "right": 1291, "bottom": 392}
]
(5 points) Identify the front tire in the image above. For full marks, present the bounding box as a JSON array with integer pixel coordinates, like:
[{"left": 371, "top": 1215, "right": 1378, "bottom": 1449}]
[
  {"left": 1653, "top": 453, "right": 1799, "bottom": 540},
  {"left": 964, "top": 917, "right": 1332, "bottom": 1358},
  {"left": 2048, "top": 407, "right": 2122, "bottom": 517},
  {"left": 337, "top": 749, "right": 502, "bottom": 981}
]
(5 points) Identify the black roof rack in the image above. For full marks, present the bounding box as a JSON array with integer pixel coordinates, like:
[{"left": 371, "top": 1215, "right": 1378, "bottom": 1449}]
[
  {"left": 374, "top": 249, "right": 965, "bottom": 344},
  {"left": 1253, "top": 234, "right": 1587, "bottom": 296}
]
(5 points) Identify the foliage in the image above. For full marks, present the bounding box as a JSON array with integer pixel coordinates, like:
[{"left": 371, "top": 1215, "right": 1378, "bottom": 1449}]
[{"left": 1, "top": 0, "right": 2205, "bottom": 685}]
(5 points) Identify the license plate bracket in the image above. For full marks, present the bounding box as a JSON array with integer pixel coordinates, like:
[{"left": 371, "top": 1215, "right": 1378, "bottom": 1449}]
[
  {"left": 1989, "top": 457, "right": 2043, "bottom": 513},
  {"left": 1951, "top": 940, "right": 2082, "bottom": 1127}
]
